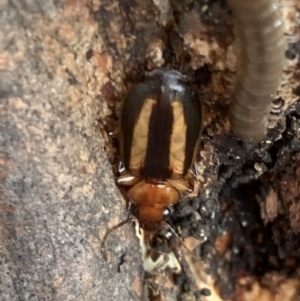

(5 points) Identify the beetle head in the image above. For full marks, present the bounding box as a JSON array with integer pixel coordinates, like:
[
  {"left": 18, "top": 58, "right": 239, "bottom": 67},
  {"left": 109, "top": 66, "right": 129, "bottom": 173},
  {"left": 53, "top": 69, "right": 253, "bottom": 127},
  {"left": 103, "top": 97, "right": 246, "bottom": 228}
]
[{"left": 128, "top": 181, "right": 179, "bottom": 231}]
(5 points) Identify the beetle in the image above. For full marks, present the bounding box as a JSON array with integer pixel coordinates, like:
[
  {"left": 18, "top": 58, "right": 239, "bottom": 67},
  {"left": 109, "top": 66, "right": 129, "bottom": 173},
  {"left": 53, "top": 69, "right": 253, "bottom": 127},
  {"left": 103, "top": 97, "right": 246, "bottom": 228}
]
[{"left": 117, "top": 69, "right": 202, "bottom": 231}]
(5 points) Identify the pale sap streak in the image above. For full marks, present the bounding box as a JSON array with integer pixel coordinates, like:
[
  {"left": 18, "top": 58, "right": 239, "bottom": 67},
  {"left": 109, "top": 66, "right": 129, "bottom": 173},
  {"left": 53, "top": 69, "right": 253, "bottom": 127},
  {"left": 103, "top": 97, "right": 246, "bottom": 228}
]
[
  {"left": 129, "top": 98, "right": 156, "bottom": 171},
  {"left": 170, "top": 101, "right": 187, "bottom": 176}
]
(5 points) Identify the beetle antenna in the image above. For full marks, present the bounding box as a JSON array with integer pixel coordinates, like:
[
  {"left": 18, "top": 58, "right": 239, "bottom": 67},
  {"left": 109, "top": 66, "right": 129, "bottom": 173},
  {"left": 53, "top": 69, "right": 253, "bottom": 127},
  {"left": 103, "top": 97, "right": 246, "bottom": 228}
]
[{"left": 100, "top": 217, "right": 131, "bottom": 261}]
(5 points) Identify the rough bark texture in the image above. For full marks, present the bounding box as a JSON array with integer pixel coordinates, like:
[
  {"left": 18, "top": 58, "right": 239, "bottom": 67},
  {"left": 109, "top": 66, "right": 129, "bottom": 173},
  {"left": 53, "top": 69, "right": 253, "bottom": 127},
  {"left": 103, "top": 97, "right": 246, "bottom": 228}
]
[
  {"left": 0, "top": 1, "right": 143, "bottom": 301},
  {"left": 0, "top": 0, "right": 300, "bottom": 301}
]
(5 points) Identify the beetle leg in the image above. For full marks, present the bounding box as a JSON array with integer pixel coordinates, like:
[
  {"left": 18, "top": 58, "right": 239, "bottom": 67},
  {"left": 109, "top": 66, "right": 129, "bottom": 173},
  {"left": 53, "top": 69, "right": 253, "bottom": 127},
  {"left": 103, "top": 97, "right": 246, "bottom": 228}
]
[
  {"left": 167, "top": 179, "right": 192, "bottom": 193},
  {"left": 117, "top": 173, "right": 141, "bottom": 186},
  {"left": 186, "top": 169, "right": 197, "bottom": 184},
  {"left": 191, "top": 163, "right": 199, "bottom": 177}
]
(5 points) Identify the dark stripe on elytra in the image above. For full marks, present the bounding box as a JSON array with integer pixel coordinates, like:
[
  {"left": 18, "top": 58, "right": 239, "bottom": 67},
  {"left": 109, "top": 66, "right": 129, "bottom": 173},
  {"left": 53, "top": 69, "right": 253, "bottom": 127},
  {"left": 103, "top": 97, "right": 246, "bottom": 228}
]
[{"left": 141, "top": 85, "right": 174, "bottom": 180}]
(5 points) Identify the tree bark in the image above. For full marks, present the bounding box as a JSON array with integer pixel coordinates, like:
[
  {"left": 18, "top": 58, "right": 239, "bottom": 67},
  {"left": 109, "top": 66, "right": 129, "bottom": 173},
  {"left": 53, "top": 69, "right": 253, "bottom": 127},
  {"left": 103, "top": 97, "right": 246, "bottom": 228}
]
[
  {"left": 0, "top": 0, "right": 299, "bottom": 301},
  {"left": 0, "top": 1, "right": 143, "bottom": 300}
]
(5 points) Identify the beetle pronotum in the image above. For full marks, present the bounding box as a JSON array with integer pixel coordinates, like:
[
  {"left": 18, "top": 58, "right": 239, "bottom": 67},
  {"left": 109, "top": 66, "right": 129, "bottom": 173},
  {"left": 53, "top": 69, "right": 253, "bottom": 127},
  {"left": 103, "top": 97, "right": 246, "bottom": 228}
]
[
  {"left": 117, "top": 69, "right": 202, "bottom": 231},
  {"left": 227, "top": 0, "right": 286, "bottom": 143}
]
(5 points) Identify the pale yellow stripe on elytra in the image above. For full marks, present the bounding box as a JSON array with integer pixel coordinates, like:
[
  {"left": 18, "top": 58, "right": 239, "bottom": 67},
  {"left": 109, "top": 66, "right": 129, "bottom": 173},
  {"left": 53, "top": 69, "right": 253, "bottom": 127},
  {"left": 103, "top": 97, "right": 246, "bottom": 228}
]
[
  {"left": 170, "top": 101, "right": 187, "bottom": 176},
  {"left": 129, "top": 98, "right": 156, "bottom": 172}
]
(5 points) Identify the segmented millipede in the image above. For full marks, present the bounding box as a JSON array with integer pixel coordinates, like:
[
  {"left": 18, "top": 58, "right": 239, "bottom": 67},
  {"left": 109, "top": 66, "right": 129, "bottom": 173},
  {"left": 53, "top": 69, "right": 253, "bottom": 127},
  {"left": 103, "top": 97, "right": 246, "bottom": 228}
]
[{"left": 227, "top": 0, "right": 286, "bottom": 143}]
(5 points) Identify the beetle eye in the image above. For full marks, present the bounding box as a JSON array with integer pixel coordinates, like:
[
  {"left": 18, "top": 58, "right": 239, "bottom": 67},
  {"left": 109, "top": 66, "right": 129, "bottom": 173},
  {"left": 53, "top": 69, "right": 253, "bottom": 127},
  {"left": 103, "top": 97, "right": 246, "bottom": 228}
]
[{"left": 163, "top": 208, "right": 170, "bottom": 217}]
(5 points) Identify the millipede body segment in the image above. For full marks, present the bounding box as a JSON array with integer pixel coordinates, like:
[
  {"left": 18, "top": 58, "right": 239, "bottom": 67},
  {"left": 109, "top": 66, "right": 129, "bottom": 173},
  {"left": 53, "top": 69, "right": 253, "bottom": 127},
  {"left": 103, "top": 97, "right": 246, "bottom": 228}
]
[{"left": 227, "top": 0, "right": 286, "bottom": 143}]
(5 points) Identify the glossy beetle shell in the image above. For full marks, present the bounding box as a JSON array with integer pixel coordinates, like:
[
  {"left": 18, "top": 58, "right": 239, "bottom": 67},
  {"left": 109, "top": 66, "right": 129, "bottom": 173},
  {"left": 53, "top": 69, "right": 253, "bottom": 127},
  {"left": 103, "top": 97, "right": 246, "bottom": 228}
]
[{"left": 118, "top": 69, "right": 202, "bottom": 231}]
